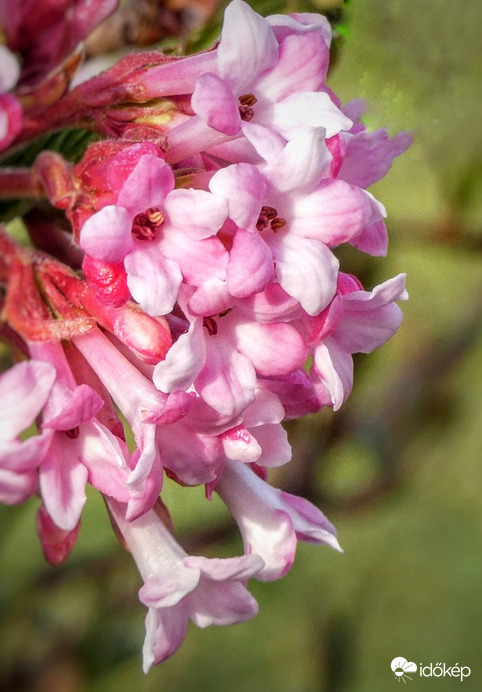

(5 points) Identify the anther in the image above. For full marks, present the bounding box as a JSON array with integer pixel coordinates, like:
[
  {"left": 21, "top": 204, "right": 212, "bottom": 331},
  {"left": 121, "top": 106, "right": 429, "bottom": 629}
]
[
  {"left": 145, "top": 208, "right": 165, "bottom": 228},
  {"left": 132, "top": 207, "right": 165, "bottom": 241},
  {"left": 65, "top": 427, "right": 80, "bottom": 439},
  {"left": 239, "top": 94, "right": 257, "bottom": 107},
  {"left": 270, "top": 217, "right": 286, "bottom": 232},
  {"left": 203, "top": 316, "right": 218, "bottom": 335},
  {"left": 256, "top": 206, "right": 278, "bottom": 231}
]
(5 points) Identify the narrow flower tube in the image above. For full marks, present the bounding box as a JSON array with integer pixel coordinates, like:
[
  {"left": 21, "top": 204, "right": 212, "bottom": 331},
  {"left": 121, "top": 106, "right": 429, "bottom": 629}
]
[{"left": 107, "top": 498, "right": 263, "bottom": 671}]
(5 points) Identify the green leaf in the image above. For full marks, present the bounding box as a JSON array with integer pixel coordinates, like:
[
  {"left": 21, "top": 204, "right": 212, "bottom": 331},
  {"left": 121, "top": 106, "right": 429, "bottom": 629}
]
[{"left": 0, "top": 128, "right": 100, "bottom": 169}]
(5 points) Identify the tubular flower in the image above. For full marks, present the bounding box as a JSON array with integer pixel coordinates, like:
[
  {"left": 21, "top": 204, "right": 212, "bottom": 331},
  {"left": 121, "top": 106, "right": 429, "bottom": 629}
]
[{"left": 0, "top": 0, "right": 410, "bottom": 671}]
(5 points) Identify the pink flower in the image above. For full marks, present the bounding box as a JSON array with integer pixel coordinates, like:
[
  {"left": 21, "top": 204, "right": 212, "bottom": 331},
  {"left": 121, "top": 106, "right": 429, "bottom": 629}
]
[
  {"left": 307, "top": 273, "right": 409, "bottom": 409},
  {"left": 154, "top": 290, "right": 307, "bottom": 421},
  {"left": 72, "top": 327, "right": 193, "bottom": 518},
  {"left": 0, "top": 360, "right": 56, "bottom": 504},
  {"left": 167, "top": 0, "right": 351, "bottom": 162},
  {"left": 79, "top": 149, "right": 228, "bottom": 315},
  {"left": 216, "top": 460, "right": 341, "bottom": 581},
  {"left": 330, "top": 100, "right": 413, "bottom": 190},
  {"left": 155, "top": 387, "right": 291, "bottom": 487},
  {"left": 209, "top": 128, "right": 385, "bottom": 313},
  {"left": 107, "top": 498, "right": 263, "bottom": 671},
  {"left": 29, "top": 341, "right": 131, "bottom": 531}
]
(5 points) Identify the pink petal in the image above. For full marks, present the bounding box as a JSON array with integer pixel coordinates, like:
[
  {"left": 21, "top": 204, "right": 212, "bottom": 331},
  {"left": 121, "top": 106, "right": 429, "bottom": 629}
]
[
  {"left": 270, "top": 233, "right": 339, "bottom": 315},
  {"left": 227, "top": 229, "right": 274, "bottom": 297},
  {"left": 160, "top": 233, "right": 228, "bottom": 285},
  {"left": 250, "top": 423, "right": 291, "bottom": 467},
  {"left": 236, "top": 282, "right": 302, "bottom": 323},
  {"left": 221, "top": 425, "right": 262, "bottom": 462},
  {"left": 166, "top": 188, "right": 228, "bottom": 239},
  {"left": 350, "top": 219, "right": 388, "bottom": 256},
  {"left": 258, "top": 371, "right": 320, "bottom": 419},
  {"left": 158, "top": 423, "right": 224, "bottom": 485},
  {"left": 278, "top": 490, "right": 341, "bottom": 549},
  {"left": 263, "top": 128, "right": 331, "bottom": 194},
  {"left": 183, "top": 554, "right": 264, "bottom": 581},
  {"left": 290, "top": 180, "right": 385, "bottom": 246},
  {"left": 39, "top": 434, "right": 89, "bottom": 531},
  {"left": 312, "top": 339, "right": 354, "bottom": 410},
  {"left": 80, "top": 205, "right": 133, "bottom": 263},
  {"left": 191, "top": 73, "right": 241, "bottom": 136},
  {"left": 335, "top": 275, "right": 407, "bottom": 353},
  {"left": 0, "top": 429, "right": 54, "bottom": 472},
  {"left": 235, "top": 321, "right": 307, "bottom": 377},
  {"left": 218, "top": 0, "right": 278, "bottom": 92},
  {"left": 153, "top": 318, "right": 206, "bottom": 393},
  {"left": 270, "top": 91, "right": 352, "bottom": 139},
  {"left": 0, "top": 360, "right": 55, "bottom": 439},
  {"left": 0, "top": 93, "right": 23, "bottom": 151},
  {"left": 0, "top": 468, "right": 37, "bottom": 504},
  {"left": 187, "top": 578, "right": 259, "bottom": 627},
  {"left": 255, "top": 31, "right": 329, "bottom": 102},
  {"left": 36, "top": 504, "right": 81, "bottom": 566},
  {"left": 216, "top": 463, "right": 296, "bottom": 581},
  {"left": 338, "top": 129, "right": 413, "bottom": 188},
  {"left": 140, "top": 571, "right": 200, "bottom": 609},
  {"left": 242, "top": 389, "right": 285, "bottom": 427},
  {"left": 125, "top": 243, "right": 182, "bottom": 315},
  {"left": 196, "top": 338, "right": 257, "bottom": 418},
  {"left": 117, "top": 154, "right": 173, "bottom": 213},
  {"left": 209, "top": 163, "right": 266, "bottom": 229},
  {"left": 240, "top": 122, "right": 285, "bottom": 160},
  {"left": 42, "top": 383, "right": 103, "bottom": 431},
  {"left": 142, "top": 605, "right": 188, "bottom": 672},
  {"left": 126, "top": 423, "right": 160, "bottom": 491},
  {"left": 0, "top": 45, "right": 20, "bottom": 91},
  {"left": 78, "top": 422, "right": 130, "bottom": 502},
  {"left": 188, "top": 279, "right": 232, "bottom": 316},
  {"left": 267, "top": 12, "right": 332, "bottom": 47}
]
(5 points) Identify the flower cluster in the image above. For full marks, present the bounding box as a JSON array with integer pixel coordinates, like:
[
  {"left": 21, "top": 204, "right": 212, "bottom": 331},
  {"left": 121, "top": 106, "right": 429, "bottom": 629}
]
[{"left": 0, "top": 0, "right": 410, "bottom": 671}]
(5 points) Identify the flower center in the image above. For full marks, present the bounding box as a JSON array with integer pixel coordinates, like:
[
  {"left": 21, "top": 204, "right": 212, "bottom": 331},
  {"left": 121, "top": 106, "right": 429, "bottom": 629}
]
[
  {"left": 238, "top": 93, "right": 257, "bottom": 122},
  {"left": 65, "top": 427, "right": 80, "bottom": 439},
  {"left": 203, "top": 316, "right": 218, "bottom": 335},
  {"left": 256, "top": 205, "right": 286, "bottom": 232},
  {"left": 132, "top": 207, "right": 165, "bottom": 241},
  {"left": 202, "top": 309, "right": 231, "bottom": 336}
]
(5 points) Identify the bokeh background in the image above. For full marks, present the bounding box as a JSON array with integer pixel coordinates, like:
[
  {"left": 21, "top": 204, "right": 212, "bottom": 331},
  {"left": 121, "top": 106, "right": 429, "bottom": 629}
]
[{"left": 1, "top": 0, "right": 481, "bottom": 690}]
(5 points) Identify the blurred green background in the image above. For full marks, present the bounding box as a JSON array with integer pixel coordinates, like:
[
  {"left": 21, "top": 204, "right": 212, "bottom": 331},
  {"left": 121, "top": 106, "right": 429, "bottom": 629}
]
[{"left": 1, "top": 0, "right": 481, "bottom": 690}]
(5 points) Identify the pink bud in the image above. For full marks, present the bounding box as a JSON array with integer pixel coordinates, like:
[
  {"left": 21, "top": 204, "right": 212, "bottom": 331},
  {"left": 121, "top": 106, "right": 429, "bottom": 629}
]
[{"left": 36, "top": 503, "right": 81, "bottom": 566}]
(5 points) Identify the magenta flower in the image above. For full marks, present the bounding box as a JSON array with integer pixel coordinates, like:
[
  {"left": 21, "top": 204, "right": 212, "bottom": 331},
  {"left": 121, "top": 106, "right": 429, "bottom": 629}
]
[
  {"left": 216, "top": 460, "right": 341, "bottom": 581},
  {"left": 107, "top": 498, "right": 263, "bottom": 671},
  {"left": 0, "top": 360, "right": 55, "bottom": 504}
]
